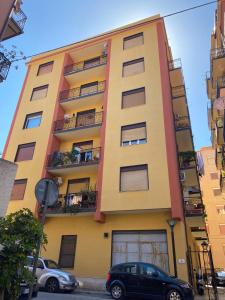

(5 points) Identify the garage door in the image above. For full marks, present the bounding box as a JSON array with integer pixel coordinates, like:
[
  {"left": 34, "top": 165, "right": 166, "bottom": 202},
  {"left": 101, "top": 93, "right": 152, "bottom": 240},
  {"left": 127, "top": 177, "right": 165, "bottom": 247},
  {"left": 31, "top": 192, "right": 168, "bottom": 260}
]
[{"left": 112, "top": 230, "right": 169, "bottom": 272}]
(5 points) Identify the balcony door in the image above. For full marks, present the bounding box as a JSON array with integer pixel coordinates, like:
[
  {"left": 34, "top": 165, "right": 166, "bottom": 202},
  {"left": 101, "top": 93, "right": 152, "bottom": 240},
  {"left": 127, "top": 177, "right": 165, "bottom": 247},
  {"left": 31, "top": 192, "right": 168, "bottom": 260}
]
[
  {"left": 67, "top": 178, "right": 90, "bottom": 194},
  {"left": 72, "top": 140, "right": 93, "bottom": 162},
  {"left": 80, "top": 81, "right": 98, "bottom": 96},
  {"left": 76, "top": 109, "right": 96, "bottom": 128}
]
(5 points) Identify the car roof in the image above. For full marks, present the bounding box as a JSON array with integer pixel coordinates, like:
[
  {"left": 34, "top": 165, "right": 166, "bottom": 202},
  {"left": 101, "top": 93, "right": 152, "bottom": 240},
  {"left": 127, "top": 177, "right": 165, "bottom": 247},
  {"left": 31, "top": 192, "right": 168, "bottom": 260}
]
[{"left": 111, "top": 262, "right": 156, "bottom": 268}]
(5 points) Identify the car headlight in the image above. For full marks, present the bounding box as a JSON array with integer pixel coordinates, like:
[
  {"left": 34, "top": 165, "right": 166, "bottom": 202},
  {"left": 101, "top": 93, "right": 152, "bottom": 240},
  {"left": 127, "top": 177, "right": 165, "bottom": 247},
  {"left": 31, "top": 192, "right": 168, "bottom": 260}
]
[{"left": 59, "top": 275, "right": 69, "bottom": 282}]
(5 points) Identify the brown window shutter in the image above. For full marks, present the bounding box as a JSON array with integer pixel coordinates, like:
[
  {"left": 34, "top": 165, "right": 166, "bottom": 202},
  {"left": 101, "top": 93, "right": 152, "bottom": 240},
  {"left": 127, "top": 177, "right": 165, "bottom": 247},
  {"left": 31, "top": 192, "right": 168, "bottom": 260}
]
[
  {"left": 123, "top": 58, "right": 144, "bottom": 77},
  {"left": 37, "top": 61, "right": 53, "bottom": 75},
  {"left": 80, "top": 81, "right": 98, "bottom": 96},
  {"left": 59, "top": 235, "right": 77, "bottom": 268},
  {"left": 219, "top": 224, "right": 225, "bottom": 234},
  {"left": 120, "top": 165, "right": 148, "bottom": 191},
  {"left": 210, "top": 172, "right": 219, "bottom": 180},
  {"left": 122, "top": 88, "right": 145, "bottom": 108},
  {"left": 122, "top": 123, "right": 146, "bottom": 142},
  {"left": 123, "top": 33, "right": 144, "bottom": 49},
  {"left": 11, "top": 179, "right": 27, "bottom": 200},
  {"left": 15, "top": 143, "right": 35, "bottom": 162},
  {"left": 31, "top": 85, "right": 48, "bottom": 100}
]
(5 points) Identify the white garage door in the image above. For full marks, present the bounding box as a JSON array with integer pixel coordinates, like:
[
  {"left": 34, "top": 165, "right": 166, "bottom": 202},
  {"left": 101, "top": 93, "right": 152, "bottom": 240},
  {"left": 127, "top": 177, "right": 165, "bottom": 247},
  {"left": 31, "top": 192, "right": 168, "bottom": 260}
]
[{"left": 112, "top": 230, "right": 169, "bottom": 272}]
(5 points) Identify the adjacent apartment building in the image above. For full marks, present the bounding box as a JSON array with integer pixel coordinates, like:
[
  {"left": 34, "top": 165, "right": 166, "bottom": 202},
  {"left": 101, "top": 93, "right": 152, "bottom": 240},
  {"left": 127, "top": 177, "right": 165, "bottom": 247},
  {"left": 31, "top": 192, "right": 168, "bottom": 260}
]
[
  {"left": 3, "top": 16, "right": 206, "bottom": 285},
  {"left": 199, "top": 147, "right": 225, "bottom": 270}
]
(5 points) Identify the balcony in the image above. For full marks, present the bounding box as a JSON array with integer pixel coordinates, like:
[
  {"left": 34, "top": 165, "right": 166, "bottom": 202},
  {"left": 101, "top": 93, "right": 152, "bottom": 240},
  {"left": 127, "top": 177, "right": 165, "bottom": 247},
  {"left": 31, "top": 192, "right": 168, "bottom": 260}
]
[
  {"left": 211, "top": 48, "right": 225, "bottom": 79},
  {"left": 171, "top": 85, "right": 185, "bottom": 98},
  {"left": 47, "top": 147, "right": 100, "bottom": 175},
  {"left": 215, "top": 147, "right": 223, "bottom": 169},
  {"left": 179, "top": 151, "right": 196, "bottom": 170},
  {"left": 184, "top": 199, "right": 204, "bottom": 217},
  {"left": 215, "top": 117, "right": 224, "bottom": 145},
  {"left": 174, "top": 116, "right": 191, "bottom": 131},
  {"left": 168, "top": 59, "right": 184, "bottom": 87},
  {"left": 220, "top": 171, "right": 225, "bottom": 192},
  {"left": 54, "top": 111, "right": 103, "bottom": 141},
  {"left": 64, "top": 55, "right": 107, "bottom": 85},
  {"left": 45, "top": 191, "right": 96, "bottom": 216},
  {"left": 59, "top": 80, "right": 105, "bottom": 110},
  {"left": 206, "top": 71, "right": 216, "bottom": 100},
  {"left": 2, "top": 8, "right": 27, "bottom": 41},
  {"left": 0, "top": 52, "right": 11, "bottom": 82}
]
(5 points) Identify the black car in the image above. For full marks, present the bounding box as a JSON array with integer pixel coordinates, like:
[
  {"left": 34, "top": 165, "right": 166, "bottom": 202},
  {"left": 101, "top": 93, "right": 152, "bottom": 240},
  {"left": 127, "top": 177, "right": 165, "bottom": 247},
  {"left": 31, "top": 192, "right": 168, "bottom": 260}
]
[
  {"left": 106, "top": 262, "right": 193, "bottom": 300},
  {"left": 215, "top": 271, "right": 225, "bottom": 287}
]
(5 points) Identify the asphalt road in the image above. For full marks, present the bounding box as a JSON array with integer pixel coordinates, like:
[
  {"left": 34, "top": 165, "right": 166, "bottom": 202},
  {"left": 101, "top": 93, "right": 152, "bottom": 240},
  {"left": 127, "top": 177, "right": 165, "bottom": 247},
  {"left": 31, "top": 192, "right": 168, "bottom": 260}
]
[{"left": 37, "top": 291, "right": 111, "bottom": 300}]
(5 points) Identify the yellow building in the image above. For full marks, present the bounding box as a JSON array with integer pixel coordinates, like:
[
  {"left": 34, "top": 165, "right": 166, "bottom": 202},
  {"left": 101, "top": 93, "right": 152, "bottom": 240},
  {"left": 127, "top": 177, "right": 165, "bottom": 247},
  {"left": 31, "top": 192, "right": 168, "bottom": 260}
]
[
  {"left": 3, "top": 16, "right": 206, "bottom": 288},
  {"left": 199, "top": 147, "right": 225, "bottom": 270}
]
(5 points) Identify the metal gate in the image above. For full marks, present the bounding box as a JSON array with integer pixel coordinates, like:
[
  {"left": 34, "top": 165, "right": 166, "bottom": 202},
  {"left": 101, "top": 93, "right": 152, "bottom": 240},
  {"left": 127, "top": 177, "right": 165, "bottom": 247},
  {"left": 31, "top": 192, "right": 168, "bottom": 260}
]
[
  {"left": 112, "top": 230, "right": 169, "bottom": 272},
  {"left": 187, "top": 246, "right": 219, "bottom": 300}
]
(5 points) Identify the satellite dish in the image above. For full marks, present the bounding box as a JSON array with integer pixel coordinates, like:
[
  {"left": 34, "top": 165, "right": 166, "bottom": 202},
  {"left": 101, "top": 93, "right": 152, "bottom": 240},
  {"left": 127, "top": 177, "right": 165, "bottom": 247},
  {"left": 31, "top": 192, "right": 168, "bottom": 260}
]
[{"left": 35, "top": 178, "right": 58, "bottom": 207}]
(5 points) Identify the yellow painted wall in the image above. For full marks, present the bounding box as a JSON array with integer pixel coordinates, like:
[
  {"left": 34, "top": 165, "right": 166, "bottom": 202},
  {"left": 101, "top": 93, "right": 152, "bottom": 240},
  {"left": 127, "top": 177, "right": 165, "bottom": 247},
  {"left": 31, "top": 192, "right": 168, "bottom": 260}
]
[
  {"left": 200, "top": 147, "right": 225, "bottom": 269},
  {"left": 101, "top": 24, "right": 171, "bottom": 212},
  {"left": 43, "top": 212, "right": 188, "bottom": 281}
]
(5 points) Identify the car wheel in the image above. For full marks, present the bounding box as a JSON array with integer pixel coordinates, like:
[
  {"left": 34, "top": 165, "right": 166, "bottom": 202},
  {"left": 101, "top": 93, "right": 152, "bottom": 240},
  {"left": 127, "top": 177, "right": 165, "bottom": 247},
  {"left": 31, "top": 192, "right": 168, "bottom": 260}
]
[
  {"left": 32, "top": 290, "right": 38, "bottom": 298},
  {"left": 167, "top": 289, "right": 182, "bottom": 300},
  {"left": 45, "top": 278, "right": 59, "bottom": 293},
  {"left": 110, "top": 284, "right": 124, "bottom": 300}
]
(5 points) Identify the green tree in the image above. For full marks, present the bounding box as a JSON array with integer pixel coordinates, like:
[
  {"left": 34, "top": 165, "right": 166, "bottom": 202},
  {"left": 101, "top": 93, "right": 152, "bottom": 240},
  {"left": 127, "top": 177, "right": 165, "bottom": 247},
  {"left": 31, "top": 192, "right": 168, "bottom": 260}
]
[{"left": 0, "top": 209, "right": 47, "bottom": 300}]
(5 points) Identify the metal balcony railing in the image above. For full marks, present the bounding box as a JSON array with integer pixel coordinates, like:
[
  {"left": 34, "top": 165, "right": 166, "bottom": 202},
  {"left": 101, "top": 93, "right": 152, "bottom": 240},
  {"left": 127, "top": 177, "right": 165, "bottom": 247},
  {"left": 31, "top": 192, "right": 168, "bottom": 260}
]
[
  {"left": 171, "top": 85, "right": 185, "bottom": 98},
  {"left": 0, "top": 52, "right": 11, "bottom": 82},
  {"left": 59, "top": 81, "right": 105, "bottom": 103},
  {"left": 174, "top": 116, "right": 190, "bottom": 130},
  {"left": 64, "top": 55, "right": 107, "bottom": 75},
  {"left": 47, "top": 147, "right": 101, "bottom": 169},
  {"left": 46, "top": 192, "right": 96, "bottom": 214},
  {"left": 211, "top": 48, "right": 225, "bottom": 60},
  {"left": 54, "top": 111, "right": 103, "bottom": 132},
  {"left": 168, "top": 58, "right": 182, "bottom": 71},
  {"left": 179, "top": 151, "right": 196, "bottom": 169},
  {"left": 11, "top": 7, "right": 27, "bottom": 31},
  {"left": 184, "top": 199, "right": 204, "bottom": 217},
  {"left": 220, "top": 171, "right": 225, "bottom": 192}
]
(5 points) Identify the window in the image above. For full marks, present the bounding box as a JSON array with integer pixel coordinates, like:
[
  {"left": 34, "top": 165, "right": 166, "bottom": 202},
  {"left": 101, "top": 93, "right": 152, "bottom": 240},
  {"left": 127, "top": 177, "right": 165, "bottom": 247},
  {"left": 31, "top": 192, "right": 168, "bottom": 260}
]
[
  {"left": 217, "top": 205, "right": 225, "bottom": 215},
  {"left": 24, "top": 112, "right": 42, "bottom": 129},
  {"left": 76, "top": 109, "right": 95, "bottom": 127},
  {"left": 11, "top": 179, "right": 27, "bottom": 200},
  {"left": 67, "top": 178, "right": 89, "bottom": 194},
  {"left": 84, "top": 57, "right": 100, "bottom": 69},
  {"left": 59, "top": 235, "right": 77, "bottom": 268},
  {"left": 31, "top": 85, "right": 48, "bottom": 101},
  {"left": 219, "top": 224, "right": 225, "bottom": 234},
  {"left": 120, "top": 164, "right": 149, "bottom": 192},
  {"left": 80, "top": 81, "right": 98, "bottom": 96},
  {"left": 37, "top": 259, "right": 44, "bottom": 269},
  {"left": 210, "top": 172, "right": 219, "bottom": 180},
  {"left": 15, "top": 143, "right": 35, "bottom": 162},
  {"left": 121, "top": 122, "right": 147, "bottom": 146},
  {"left": 124, "top": 264, "right": 137, "bottom": 274},
  {"left": 37, "top": 61, "right": 53, "bottom": 76},
  {"left": 122, "top": 87, "right": 145, "bottom": 108},
  {"left": 123, "top": 32, "right": 144, "bottom": 49},
  {"left": 139, "top": 264, "right": 157, "bottom": 276},
  {"left": 123, "top": 58, "right": 144, "bottom": 77},
  {"left": 213, "top": 188, "right": 221, "bottom": 196}
]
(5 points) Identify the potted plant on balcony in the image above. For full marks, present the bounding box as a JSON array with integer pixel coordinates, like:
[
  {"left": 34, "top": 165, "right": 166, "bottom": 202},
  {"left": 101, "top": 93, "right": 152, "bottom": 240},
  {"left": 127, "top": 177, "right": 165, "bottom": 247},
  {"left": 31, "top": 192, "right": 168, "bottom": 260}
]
[{"left": 80, "top": 187, "right": 96, "bottom": 208}]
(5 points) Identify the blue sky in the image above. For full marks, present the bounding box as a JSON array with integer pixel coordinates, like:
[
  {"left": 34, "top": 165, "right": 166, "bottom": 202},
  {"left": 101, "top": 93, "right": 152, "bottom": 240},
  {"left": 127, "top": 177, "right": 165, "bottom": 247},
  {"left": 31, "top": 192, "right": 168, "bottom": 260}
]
[{"left": 0, "top": 0, "right": 216, "bottom": 153}]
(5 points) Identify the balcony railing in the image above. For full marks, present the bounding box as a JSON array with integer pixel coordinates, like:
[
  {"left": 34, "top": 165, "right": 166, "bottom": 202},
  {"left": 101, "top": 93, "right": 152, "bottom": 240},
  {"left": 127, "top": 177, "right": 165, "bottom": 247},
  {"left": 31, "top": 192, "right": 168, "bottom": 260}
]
[
  {"left": 171, "top": 85, "right": 185, "bottom": 98},
  {"left": 54, "top": 111, "right": 103, "bottom": 132},
  {"left": 47, "top": 147, "right": 100, "bottom": 169},
  {"left": 168, "top": 58, "right": 182, "bottom": 71},
  {"left": 174, "top": 116, "right": 190, "bottom": 130},
  {"left": 179, "top": 151, "right": 196, "bottom": 169},
  {"left": 211, "top": 48, "right": 225, "bottom": 60},
  {"left": 215, "top": 147, "right": 223, "bottom": 169},
  {"left": 184, "top": 199, "right": 204, "bottom": 217},
  {"left": 46, "top": 192, "right": 96, "bottom": 214},
  {"left": 64, "top": 55, "right": 107, "bottom": 75},
  {"left": 11, "top": 7, "right": 27, "bottom": 31},
  {"left": 0, "top": 52, "right": 11, "bottom": 82},
  {"left": 59, "top": 81, "right": 105, "bottom": 103},
  {"left": 220, "top": 171, "right": 225, "bottom": 192}
]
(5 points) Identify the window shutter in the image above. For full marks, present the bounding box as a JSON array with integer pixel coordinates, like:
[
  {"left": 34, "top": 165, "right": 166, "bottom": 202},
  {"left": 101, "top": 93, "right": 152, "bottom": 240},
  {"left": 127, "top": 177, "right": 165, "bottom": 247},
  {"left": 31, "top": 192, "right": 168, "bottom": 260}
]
[
  {"left": 121, "top": 165, "right": 148, "bottom": 191},
  {"left": 219, "top": 224, "right": 225, "bottom": 234},
  {"left": 15, "top": 143, "right": 35, "bottom": 162},
  {"left": 84, "top": 57, "right": 100, "bottom": 69},
  {"left": 38, "top": 62, "right": 53, "bottom": 75},
  {"left": 123, "top": 58, "right": 144, "bottom": 77},
  {"left": 80, "top": 82, "right": 98, "bottom": 96},
  {"left": 123, "top": 33, "right": 144, "bottom": 49},
  {"left": 122, "top": 125, "right": 146, "bottom": 142},
  {"left": 122, "top": 88, "right": 145, "bottom": 108},
  {"left": 11, "top": 179, "right": 27, "bottom": 200},
  {"left": 31, "top": 85, "right": 48, "bottom": 100},
  {"left": 59, "top": 235, "right": 77, "bottom": 268}
]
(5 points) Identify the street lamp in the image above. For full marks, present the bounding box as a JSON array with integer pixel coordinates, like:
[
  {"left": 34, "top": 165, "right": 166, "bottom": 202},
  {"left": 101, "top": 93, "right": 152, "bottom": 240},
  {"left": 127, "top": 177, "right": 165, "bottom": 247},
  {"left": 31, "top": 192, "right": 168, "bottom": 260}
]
[{"left": 167, "top": 218, "right": 178, "bottom": 277}]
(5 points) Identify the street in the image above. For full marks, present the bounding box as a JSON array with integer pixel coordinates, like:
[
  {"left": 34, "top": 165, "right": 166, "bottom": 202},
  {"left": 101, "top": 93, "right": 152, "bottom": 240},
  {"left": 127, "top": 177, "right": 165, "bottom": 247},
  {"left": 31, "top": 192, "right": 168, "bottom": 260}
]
[{"left": 36, "top": 291, "right": 111, "bottom": 300}]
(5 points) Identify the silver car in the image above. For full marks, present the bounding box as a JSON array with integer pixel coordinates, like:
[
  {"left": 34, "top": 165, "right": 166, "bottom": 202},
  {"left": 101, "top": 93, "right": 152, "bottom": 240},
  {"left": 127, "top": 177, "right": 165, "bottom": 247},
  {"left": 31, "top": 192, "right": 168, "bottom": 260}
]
[{"left": 27, "top": 256, "right": 78, "bottom": 293}]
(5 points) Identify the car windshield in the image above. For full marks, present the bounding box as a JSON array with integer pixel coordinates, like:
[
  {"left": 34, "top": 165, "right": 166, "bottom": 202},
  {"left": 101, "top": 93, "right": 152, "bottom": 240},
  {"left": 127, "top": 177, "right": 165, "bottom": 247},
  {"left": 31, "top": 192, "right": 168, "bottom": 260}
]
[{"left": 44, "top": 260, "right": 58, "bottom": 269}]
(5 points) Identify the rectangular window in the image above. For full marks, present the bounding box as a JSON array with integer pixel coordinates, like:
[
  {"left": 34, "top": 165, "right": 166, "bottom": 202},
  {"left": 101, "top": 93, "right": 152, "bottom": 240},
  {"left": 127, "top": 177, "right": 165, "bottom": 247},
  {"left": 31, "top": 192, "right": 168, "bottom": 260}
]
[
  {"left": 84, "top": 57, "right": 100, "bottom": 69},
  {"left": 123, "top": 32, "right": 144, "bottom": 49},
  {"left": 37, "top": 61, "right": 53, "bottom": 76},
  {"left": 122, "top": 87, "right": 145, "bottom": 108},
  {"left": 59, "top": 235, "right": 77, "bottom": 268},
  {"left": 120, "top": 164, "right": 148, "bottom": 192},
  {"left": 219, "top": 224, "right": 225, "bottom": 234},
  {"left": 15, "top": 143, "right": 36, "bottom": 162},
  {"left": 210, "top": 172, "right": 219, "bottom": 180},
  {"left": 213, "top": 188, "right": 221, "bottom": 196},
  {"left": 121, "top": 122, "right": 147, "bottom": 146},
  {"left": 76, "top": 109, "right": 95, "bottom": 127},
  {"left": 217, "top": 205, "right": 225, "bottom": 214},
  {"left": 31, "top": 85, "right": 48, "bottom": 101},
  {"left": 67, "top": 178, "right": 90, "bottom": 194},
  {"left": 23, "top": 112, "right": 42, "bottom": 129},
  {"left": 123, "top": 58, "right": 144, "bottom": 77},
  {"left": 80, "top": 81, "right": 98, "bottom": 96},
  {"left": 10, "top": 179, "right": 27, "bottom": 200}
]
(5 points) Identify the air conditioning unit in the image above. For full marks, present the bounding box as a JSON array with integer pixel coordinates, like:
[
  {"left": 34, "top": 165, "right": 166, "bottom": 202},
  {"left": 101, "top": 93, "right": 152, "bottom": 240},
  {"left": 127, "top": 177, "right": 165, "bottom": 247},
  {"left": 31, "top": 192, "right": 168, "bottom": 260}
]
[
  {"left": 56, "top": 177, "right": 63, "bottom": 186},
  {"left": 180, "top": 171, "right": 185, "bottom": 182}
]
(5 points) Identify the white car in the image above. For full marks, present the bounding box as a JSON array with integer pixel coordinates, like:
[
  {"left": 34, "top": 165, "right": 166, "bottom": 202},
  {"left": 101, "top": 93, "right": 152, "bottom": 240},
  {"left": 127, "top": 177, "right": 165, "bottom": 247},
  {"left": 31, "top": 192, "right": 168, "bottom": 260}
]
[{"left": 27, "top": 256, "right": 78, "bottom": 293}]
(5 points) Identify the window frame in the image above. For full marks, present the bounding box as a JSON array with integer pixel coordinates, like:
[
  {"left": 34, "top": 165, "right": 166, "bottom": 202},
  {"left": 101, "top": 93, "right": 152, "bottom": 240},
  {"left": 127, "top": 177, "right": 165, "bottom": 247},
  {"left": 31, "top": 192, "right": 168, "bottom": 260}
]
[
  {"left": 58, "top": 235, "right": 77, "bottom": 269},
  {"left": 121, "top": 122, "right": 147, "bottom": 146},
  {"left": 37, "top": 61, "right": 54, "bottom": 76},
  {"left": 10, "top": 178, "right": 27, "bottom": 200},
  {"left": 122, "top": 57, "right": 144, "bottom": 77},
  {"left": 122, "top": 87, "right": 146, "bottom": 109},
  {"left": 23, "top": 112, "right": 43, "bottom": 129},
  {"left": 30, "top": 84, "right": 49, "bottom": 101},
  {"left": 15, "top": 142, "right": 36, "bottom": 162},
  {"left": 123, "top": 32, "right": 144, "bottom": 50},
  {"left": 120, "top": 164, "right": 149, "bottom": 192}
]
